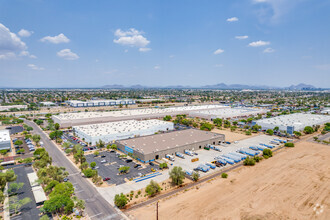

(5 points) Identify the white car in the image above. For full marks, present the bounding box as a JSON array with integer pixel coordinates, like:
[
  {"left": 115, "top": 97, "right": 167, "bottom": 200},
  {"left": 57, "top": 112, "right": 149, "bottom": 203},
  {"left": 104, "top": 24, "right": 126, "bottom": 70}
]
[{"left": 101, "top": 160, "right": 107, "bottom": 163}]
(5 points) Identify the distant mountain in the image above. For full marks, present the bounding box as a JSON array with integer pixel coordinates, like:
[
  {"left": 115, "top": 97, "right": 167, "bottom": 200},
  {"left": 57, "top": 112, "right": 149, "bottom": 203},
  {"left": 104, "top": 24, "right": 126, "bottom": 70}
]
[
  {"left": 286, "top": 83, "right": 316, "bottom": 90},
  {"left": 101, "top": 83, "right": 323, "bottom": 90}
]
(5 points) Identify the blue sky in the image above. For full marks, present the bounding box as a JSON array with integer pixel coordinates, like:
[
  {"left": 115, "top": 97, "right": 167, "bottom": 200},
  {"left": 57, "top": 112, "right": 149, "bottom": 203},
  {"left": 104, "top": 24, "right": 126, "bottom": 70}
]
[{"left": 0, "top": 0, "right": 329, "bottom": 88}]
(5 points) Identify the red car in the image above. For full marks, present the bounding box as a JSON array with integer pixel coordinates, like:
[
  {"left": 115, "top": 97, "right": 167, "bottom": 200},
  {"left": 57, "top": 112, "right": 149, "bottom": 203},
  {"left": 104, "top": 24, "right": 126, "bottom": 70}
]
[{"left": 103, "top": 177, "right": 110, "bottom": 181}]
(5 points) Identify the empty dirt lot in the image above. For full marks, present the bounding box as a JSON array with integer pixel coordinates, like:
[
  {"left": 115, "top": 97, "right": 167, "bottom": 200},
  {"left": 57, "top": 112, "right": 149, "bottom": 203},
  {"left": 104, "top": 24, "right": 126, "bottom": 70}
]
[{"left": 128, "top": 140, "right": 330, "bottom": 220}]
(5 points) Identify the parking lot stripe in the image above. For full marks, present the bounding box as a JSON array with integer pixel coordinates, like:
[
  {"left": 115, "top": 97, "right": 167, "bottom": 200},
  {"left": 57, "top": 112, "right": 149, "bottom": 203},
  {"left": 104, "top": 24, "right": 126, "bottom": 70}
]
[
  {"left": 75, "top": 190, "right": 84, "bottom": 193},
  {"left": 68, "top": 172, "right": 80, "bottom": 176}
]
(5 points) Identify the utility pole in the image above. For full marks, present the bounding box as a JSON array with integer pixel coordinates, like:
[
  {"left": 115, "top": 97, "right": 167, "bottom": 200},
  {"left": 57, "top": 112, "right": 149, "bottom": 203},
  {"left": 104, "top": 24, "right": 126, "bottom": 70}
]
[{"left": 156, "top": 201, "right": 159, "bottom": 220}]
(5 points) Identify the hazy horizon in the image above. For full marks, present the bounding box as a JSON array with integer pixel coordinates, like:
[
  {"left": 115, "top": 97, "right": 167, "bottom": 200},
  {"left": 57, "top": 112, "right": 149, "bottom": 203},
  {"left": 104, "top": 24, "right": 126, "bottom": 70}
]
[{"left": 1, "top": 0, "right": 330, "bottom": 88}]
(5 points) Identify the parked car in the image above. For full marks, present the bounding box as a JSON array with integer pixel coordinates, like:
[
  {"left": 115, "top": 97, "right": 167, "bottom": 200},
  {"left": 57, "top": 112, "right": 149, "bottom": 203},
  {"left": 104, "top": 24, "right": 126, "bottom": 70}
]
[
  {"left": 101, "top": 160, "right": 107, "bottom": 163},
  {"left": 101, "top": 155, "right": 106, "bottom": 158},
  {"left": 103, "top": 177, "right": 110, "bottom": 181},
  {"left": 63, "top": 178, "right": 68, "bottom": 182},
  {"left": 134, "top": 164, "right": 141, "bottom": 168},
  {"left": 126, "top": 159, "right": 132, "bottom": 163},
  {"left": 149, "top": 162, "right": 154, "bottom": 166}
]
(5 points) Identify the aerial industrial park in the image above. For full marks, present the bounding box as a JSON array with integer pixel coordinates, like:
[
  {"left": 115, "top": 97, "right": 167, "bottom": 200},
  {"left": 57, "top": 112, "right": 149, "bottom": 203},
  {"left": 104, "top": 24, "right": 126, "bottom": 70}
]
[{"left": 1, "top": 0, "right": 330, "bottom": 220}]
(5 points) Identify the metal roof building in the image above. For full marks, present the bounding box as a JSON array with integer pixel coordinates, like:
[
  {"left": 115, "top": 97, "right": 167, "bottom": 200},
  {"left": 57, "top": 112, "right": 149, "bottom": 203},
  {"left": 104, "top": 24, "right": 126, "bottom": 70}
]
[
  {"left": 0, "top": 129, "right": 11, "bottom": 151},
  {"left": 254, "top": 113, "right": 330, "bottom": 134},
  {"left": 116, "top": 129, "right": 225, "bottom": 163},
  {"left": 27, "top": 172, "right": 47, "bottom": 205},
  {"left": 67, "top": 99, "right": 135, "bottom": 107},
  {"left": 73, "top": 119, "right": 174, "bottom": 145},
  {"left": 189, "top": 107, "right": 268, "bottom": 120},
  {"left": 53, "top": 104, "right": 228, "bottom": 127}
]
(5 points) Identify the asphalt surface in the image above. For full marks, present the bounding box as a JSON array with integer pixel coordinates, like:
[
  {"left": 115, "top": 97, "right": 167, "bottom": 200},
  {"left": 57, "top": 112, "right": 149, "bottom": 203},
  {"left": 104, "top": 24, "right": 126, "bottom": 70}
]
[
  {"left": 6, "top": 126, "right": 24, "bottom": 135},
  {"left": 24, "top": 120, "right": 124, "bottom": 220},
  {"left": 85, "top": 152, "right": 152, "bottom": 185},
  {"left": 9, "top": 166, "right": 40, "bottom": 220}
]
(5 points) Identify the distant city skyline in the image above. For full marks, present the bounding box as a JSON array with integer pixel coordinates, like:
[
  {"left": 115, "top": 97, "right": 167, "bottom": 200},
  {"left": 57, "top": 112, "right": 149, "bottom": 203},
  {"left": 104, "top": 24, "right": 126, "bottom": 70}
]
[{"left": 0, "top": 0, "right": 330, "bottom": 88}]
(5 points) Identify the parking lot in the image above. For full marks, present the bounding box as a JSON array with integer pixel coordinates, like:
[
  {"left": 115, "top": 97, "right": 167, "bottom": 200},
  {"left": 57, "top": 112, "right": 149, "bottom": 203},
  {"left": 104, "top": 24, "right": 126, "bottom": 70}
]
[
  {"left": 169, "top": 135, "right": 280, "bottom": 177},
  {"left": 85, "top": 151, "right": 154, "bottom": 185}
]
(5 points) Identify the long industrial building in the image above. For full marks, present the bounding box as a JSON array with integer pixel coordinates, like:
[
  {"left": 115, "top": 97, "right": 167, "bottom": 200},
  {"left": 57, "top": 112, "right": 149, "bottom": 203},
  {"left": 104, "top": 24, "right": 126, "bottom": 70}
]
[
  {"left": 0, "top": 129, "right": 11, "bottom": 151},
  {"left": 189, "top": 107, "right": 268, "bottom": 120},
  {"left": 0, "top": 105, "right": 27, "bottom": 111},
  {"left": 67, "top": 99, "right": 135, "bottom": 107},
  {"left": 116, "top": 129, "right": 225, "bottom": 163},
  {"left": 53, "top": 104, "right": 228, "bottom": 127},
  {"left": 254, "top": 113, "right": 330, "bottom": 134},
  {"left": 73, "top": 119, "right": 174, "bottom": 145}
]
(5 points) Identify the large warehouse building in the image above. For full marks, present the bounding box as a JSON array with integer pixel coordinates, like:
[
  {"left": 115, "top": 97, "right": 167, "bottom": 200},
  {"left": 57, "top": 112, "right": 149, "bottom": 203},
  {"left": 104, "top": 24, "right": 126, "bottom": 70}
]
[
  {"left": 67, "top": 99, "right": 135, "bottom": 107},
  {"left": 189, "top": 107, "right": 268, "bottom": 120},
  {"left": 0, "top": 129, "right": 11, "bottom": 151},
  {"left": 254, "top": 113, "right": 330, "bottom": 134},
  {"left": 116, "top": 129, "right": 225, "bottom": 163},
  {"left": 73, "top": 119, "right": 174, "bottom": 145},
  {"left": 53, "top": 104, "right": 228, "bottom": 127}
]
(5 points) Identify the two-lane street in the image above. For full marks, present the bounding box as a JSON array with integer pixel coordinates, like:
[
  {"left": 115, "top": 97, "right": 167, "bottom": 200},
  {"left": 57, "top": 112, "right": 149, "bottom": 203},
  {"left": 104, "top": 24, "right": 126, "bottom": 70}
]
[{"left": 24, "top": 120, "right": 125, "bottom": 220}]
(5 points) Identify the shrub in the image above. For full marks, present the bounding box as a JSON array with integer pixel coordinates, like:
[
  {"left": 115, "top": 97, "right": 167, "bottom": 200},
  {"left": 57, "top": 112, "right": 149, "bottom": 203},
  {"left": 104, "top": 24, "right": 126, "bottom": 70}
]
[
  {"left": 159, "top": 163, "right": 168, "bottom": 169},
  {"left": 192, "top": 172, "right": 199, "bottom": 182},
  {"left": 119, "top": 166, "right": 130, "bottom": 174},
  {"left": 266, "top": 129, "right": 274, "bottom": 135},
  {"left": 221, "top": 173, "right": 228, "bottom": 178},
  {"left": 145, "top": 180, "right": 161, "bottom": 197},
  {"left": 245, "top": 131, "right": 252, "bottom": 135},
  {"left": 114, "top": 193, "right": 128, "bottom": 208},
  {"left": 284, "top": 142, "right": 294, "bottom": 147},
  {"left": 90, "top": 162, "right": 96, "bottom": 168},
  {"left": 263, "top": 149, "right": 273, "bottom": 158},
  {"left": 243, "top": 157, "right": 256, "bottom": 166}
]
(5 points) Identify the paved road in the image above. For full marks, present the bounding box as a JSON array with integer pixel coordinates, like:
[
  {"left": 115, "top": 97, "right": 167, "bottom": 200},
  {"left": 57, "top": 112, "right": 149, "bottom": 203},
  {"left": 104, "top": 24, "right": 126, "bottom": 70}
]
[{"left": 24, "top": 120, "right": 125, "bottom": 220}]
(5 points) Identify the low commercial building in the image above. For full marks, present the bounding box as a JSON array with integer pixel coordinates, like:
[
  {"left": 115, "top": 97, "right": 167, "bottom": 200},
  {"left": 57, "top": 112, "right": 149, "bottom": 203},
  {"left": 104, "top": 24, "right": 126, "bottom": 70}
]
[
  {"left": 53, "top": 104, "right": 227, "bottom": 127},
  {"left": 27, "top": 172, "right": 47, "bottom": 205},
  {"left": 40, "top": 101, "right": 56, "bottom": 106},
  {"left": 254, "top": 113, "right": 330, "bottom": 134},
  {"left": 67, "top": 99, "right": 135, "bottom": 108},
  {"left": 73, "top": 119, "right": 174, "bottom": 145},
  {"left": 0, "top": 129, "right": 11, "bottom": 151},
  {"left": 0, "top": 105, "right": 27, "bottom": 111},
  {"left": 189, "top": 107, "right": 268, "bottom": 120},
  {"left": 116, "top": 129, "right": 225, "bottom": 163}
]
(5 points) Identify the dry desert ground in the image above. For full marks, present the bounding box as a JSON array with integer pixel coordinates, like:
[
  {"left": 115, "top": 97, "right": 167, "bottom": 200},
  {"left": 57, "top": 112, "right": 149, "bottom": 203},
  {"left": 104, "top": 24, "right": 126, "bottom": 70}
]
[{"left": 128, "top": 140, "right": 330, "bottom": 220}]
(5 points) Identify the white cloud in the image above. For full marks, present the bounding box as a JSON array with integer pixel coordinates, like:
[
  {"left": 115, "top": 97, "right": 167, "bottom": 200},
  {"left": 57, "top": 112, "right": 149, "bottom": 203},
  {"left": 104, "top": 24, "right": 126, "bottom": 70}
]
[
  {"left": 235, "top": 35, "right": 249, "bottom": 40},
  {"left": 19, "top": 50, "right": 37, "bottom": 58},
  {"left": 227, "top": 17, "right": 238, "bottom": 22},
  {"left": 214, "top": 48, "right": 224, "bottom": 55},
  {"left": 139, "top": 47, "right": 151, "bottom": 52},
  {"left": 248, "top": 40, "right": 270, "bottom": 47},
  {"left": 57, "top": 49, "right": 79, "bottom": 60},
  {"left": 18, "top": 29, "right": 33, "bottom": 37},
  {"left": 263, "top": 47, "right": 275, "bottom": 53},
  {"left": 154, "top": 65, "right": 160, "bottom": 70},
  {"left": 27, "top": 64, "right": 44, "bottom": 71},
  {"left": 113, "top": 28, "right": 150, "bottom": 50},
  {"left": 41, "top": 33, "right": 70, "bottom": 44},
  {"left": 0, "top": 23, "right": 27, "bottom": 59}
]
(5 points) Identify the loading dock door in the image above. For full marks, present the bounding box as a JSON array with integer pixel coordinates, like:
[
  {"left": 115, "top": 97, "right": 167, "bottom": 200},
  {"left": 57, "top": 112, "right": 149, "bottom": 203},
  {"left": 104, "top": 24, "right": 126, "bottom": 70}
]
[{"left": 155, "top": 155, "right": 159, "bottom": 160}]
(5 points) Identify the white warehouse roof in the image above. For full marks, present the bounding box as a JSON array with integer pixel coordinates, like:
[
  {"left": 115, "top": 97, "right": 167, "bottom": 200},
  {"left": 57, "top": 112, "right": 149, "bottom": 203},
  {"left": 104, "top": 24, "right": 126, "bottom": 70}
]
[
  {"left": 0, "top": 129, "right": 10, "bottom": 143},
  {"left": 73, "top": 119, "right": 174, "bottom": 145},
  {"left": 257, "top": 113, "right": 330, "bottom": 131},
  {"left": 190, "top": 107, "right": 268, "bottom": 119},
  {"left": 56, "top": 105, "right": 228, "bottom": 120}
]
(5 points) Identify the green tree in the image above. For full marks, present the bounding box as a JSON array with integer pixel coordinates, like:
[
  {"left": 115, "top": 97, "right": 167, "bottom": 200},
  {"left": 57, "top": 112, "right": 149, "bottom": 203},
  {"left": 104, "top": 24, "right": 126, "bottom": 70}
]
[
  {"left": 263, "top": 148, "right": 273, "bottom": 158},
  {"left": 119, "top": 166, "right": 130, "bottom": 174},
  {"left": 90, "top": 162, "right": 97, "bottom": 169},
  {"left": 274, "top": 126, "right": 279, "bottom": 131},
  {"left": 114, "top": 193, "right": 127, "bottom": 208},
  {"left": 23, "top": 157, "right": 33, "bottom": 164},
  {"left": 9, "top": 196, "right": 32, "bottom": 214},
  {"left": 213, "top": 118, "right": 223, "bottom": 127},
  {"left": 221, "top": 173, "right": 228, "bottom": 178},
  {"left": 169, "top": 166, "right": 185, "bottom": 185},
  {"left": 80, "top": 162, "right": 89, "bottom": 170},
  {"left": 243, "top": 157, "right": 256, "bottom": 166},
  {"left": 266, "top": 129, "right": 274, "bottom": 135},
  {"left": 192, "top": 172, "right": 199, "bottom": 182},
  {"left": 54, "top": 123, "right": 60, "bottom": 130},
  {"left": 145, "top": 180, "right": 161, "bottom": 197},
  {"left": 93, "top": 151, "right": 100, "bottom": 157},
  {"left": 8, "top": 182, "right": 24, "bottom": 195},
  {"left": 14, "top": 140, "right": 23, "bottom": 146},
  {"left": 163, "top": 115, "right": 172, "bottom": 121},
  {"left": 304, "top": 126, "right": 314, "bottom": 134},
  {"left": 285, "top": 142, "right": 295, "bottom": 147},
  {"left": 111, "top": 144, "right": 117, "bottom": 150}
]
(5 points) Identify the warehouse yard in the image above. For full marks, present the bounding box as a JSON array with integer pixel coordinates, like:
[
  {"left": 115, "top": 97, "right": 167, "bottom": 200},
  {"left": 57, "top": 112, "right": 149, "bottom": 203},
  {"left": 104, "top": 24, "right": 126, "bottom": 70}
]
[{"left": 128, "top": 140, "right": 330, "bottom": 220}]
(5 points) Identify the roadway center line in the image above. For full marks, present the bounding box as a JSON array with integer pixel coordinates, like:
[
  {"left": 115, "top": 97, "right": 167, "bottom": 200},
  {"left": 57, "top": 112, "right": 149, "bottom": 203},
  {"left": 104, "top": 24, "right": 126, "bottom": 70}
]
[{"left": 89, "top": 212, "right": 103, "bottom": 219}]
